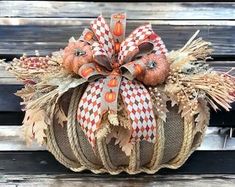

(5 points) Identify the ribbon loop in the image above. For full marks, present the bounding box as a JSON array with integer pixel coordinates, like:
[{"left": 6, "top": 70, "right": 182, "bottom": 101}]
[
  {"left": 90, "top": 15, "right": 115, "bottom": 60},
  {"left": 79, "top": 28, "right": 96, "bottom": 45},
  {"left": 136, "top": 41, "right": 154, "bottom": 58},
  {"left": 91, "top": 42, "right": 113, "bottom": 70},
  {"left": 78, "top": 63, "right": 108, "bottom": 82},
  {"left": 118, "top": 24, "right": 153, "bottom": 64},
  {"left": 120, "top": 59, "right": 146, "bottom": 80}
]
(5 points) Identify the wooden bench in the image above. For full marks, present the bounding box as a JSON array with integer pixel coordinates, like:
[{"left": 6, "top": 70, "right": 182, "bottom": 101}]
[{"left": 0, "top": 1, "right": 235, "bottom": 186}]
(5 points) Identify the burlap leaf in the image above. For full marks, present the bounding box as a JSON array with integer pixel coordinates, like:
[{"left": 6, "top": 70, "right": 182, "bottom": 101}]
[
  {"left": 99, "top": 101, "right": 133, "bottom": 156},
  {"left": 106, "top": 126, "right": 133, "bottom": 156},
  {"left": 54, "top": 106, "right": 67, "bottom": 127}
]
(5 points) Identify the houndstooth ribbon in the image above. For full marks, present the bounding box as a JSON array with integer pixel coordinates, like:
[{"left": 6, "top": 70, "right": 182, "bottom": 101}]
[{"left": 77, "top": 13, "right": 167, "bottom": 148}]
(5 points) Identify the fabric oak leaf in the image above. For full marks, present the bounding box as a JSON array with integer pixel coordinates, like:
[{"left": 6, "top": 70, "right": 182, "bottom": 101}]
[{"left": 22, "top": 109, "right": 48, "bottom": 145}]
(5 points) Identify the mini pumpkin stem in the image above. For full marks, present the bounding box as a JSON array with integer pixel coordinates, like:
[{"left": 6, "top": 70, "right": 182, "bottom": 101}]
[
  {"left": 74, "top": 49, "right": 86, "bottom": 56},
  {"left": 147, "top": 60, "right": 157, "bottom": 69}
]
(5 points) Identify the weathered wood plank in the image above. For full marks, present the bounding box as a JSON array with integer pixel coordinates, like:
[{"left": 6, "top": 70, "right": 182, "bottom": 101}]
[
  {"left": 0, "top": 24, "right": 234, "bottom": 56},
  {"left": 0, "top": 2, "right": 234, "bottom": 20},
  {"left": 0, "top": 126, "right": 234, "bottom": 151},
  {"left": 1, "top": 175, "right": 235, "bottom": 187},
  {"left": 0, "top": 84, "right": 23, "bottom": 111},
  {"left": 1, "top": 18, "right": 235, "bottom": 26},
  {"left": 0, "top": 112, "right": 24, "bottom": 126},
  {"left": 0, "top": 66, "right": 22, "bottom": 84},
  {"left": 0, "top": 126, "right": 44, "bottom": 151},
  {"left": 0, "top": 151, "right": 235, "bottom": 174}
]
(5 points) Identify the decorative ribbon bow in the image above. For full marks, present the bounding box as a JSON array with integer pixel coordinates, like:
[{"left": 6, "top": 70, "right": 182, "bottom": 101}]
[{"left": 76, "top": 13, "right": 168, "bottom": 148}]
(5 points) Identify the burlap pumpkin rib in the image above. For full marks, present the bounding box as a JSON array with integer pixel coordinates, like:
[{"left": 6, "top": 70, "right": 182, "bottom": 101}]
[
  {"left": 42, "top": 85, "right": 210, "bottom": 174},
  {"left": 46, "top": 100, "right": 84, "bottom": 172}
]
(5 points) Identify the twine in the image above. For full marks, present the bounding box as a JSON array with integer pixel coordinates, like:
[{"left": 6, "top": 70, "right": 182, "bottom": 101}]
[
  {"left": 46, "top": 104, "right": 83, "bottom": 171},
  {"left": 148, "top": 118, "right": 165, "bottom": 170},
  {"left": 128, "top": 142, "right": 140, "bottom": 172},
  {"left": 67, "top": 86, "right": 104, "bottom": 173}
]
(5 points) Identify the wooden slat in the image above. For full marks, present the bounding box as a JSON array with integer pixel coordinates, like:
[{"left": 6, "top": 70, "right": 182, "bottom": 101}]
[
  {"left": 0, "top": 2, "right": 234, "bottom": 20},
  {"left": 0, "top": 84, "right": 22, "bottom": 111},
  {"left": 1, "top": 18, "right": 235, "bottom": 26},
  {"left": 0, "top": 107, "right": 234, "bottom": 127},
  {"left": 0, "top": 23, "right": 235, "bottom": 56},
  {"left": 0, "top": 151, "right": 235, "bottom": 174},
  {"left": 1, "top": 175, "right": 235, "bottom": 186},
  {"left": 0, "top": 62, "right": 234, "bottom": 126},
  {"left": 0, "top": 62, "right": 234, "bottom": 112},
  {"left": 0, "top": 126, "right": 44, "bottom": 151},
  {"left": 0, "top": 66, "right": 21, "bottom": 84},
  {"left": 0, "top": 112, "right": 24, "bottom": 126},
  {"left": 0, "top": 126, "right": 234, "bottom": 151}
]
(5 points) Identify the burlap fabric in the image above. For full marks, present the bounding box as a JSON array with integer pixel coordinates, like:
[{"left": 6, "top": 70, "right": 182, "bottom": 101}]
[{"left": 45, "top": 86, "right": 209, "bottom": 174}]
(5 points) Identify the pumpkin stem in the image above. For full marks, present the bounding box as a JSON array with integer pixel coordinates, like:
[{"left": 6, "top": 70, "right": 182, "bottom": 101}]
[
  {"left": 74, "top": 49, "right": 86, "bottom": 56},
  {"left": 147, "top": 60, "right": 157, "bottom": 69}
]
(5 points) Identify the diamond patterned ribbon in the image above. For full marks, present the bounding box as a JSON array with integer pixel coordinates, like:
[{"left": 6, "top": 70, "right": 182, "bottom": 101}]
[{"left": 77, "top": 13, "right": 168, "bottom": 148}]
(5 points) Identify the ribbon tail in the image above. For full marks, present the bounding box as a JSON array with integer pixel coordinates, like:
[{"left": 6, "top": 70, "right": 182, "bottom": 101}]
[
  {"left": 100, "top": 74, "right": 122, "bottom": 124},
  {"left": 120, "top": 78, "right": 157, "bottom": 144},
  {"left": 77, "top": 79, "right": 105, "bottom": 147},
  {"left": 105, "top": 77, "right": 158, "bottom": 156},
  {"left": 77, "top": 74, "right": 123, "bottom": 148}
]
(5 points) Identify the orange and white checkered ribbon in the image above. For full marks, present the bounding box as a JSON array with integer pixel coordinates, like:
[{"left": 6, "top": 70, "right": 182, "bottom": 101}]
[{"left": 77, "top": 13, "right": 167, "bottom": 148}]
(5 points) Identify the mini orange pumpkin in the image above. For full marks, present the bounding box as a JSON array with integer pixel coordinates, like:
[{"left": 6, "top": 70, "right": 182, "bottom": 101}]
[
  {"left": 81, "top": 67, "right": 95, "bottom": 77},
  {"left": 114, "top": 40, "right": 121, "bottom": 53},
  {"left": 134, "top": 64, "right": 144, "bottom": 75},
  {"left": 84, "top": 31, "right": 94, "bottom": 41},
  {"left": 63, "top": 41, "right": 93, "bottom": 74},
  {"left": 137, "top": 53, "right": 170, "bottom": 86},
  {"left": 108, "top": 77, "right": 118, "bottom": 87},
  {"left": 105, "top": 90, "right": 116, "bottom": 103},
  {"left": 113, "top": 21, "right": 123, "bottom": 37}
]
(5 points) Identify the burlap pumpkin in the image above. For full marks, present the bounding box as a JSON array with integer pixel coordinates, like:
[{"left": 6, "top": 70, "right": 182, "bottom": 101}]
[
  {"left": 5, "top": 13, "right": 234, "bottom": 175},
  {"left": 45, "top": 85, "right": 209, "bottom": 174}
]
